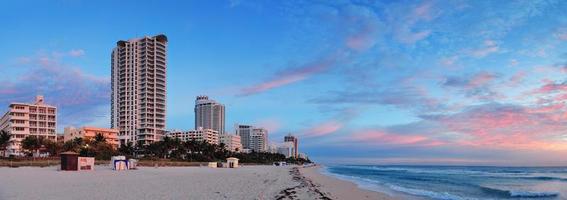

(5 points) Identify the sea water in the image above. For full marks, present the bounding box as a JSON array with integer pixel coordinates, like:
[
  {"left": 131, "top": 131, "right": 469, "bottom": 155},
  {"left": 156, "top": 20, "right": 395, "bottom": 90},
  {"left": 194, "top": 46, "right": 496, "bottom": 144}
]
[{"left": 324, "top": 165, "right": 567, "bottom": 200}]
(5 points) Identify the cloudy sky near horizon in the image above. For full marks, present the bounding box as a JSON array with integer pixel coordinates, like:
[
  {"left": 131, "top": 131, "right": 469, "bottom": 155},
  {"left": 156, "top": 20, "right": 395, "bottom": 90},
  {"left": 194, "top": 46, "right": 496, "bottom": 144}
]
[{"left": 1, "top": 0, "right": 567, "bottom": 165}]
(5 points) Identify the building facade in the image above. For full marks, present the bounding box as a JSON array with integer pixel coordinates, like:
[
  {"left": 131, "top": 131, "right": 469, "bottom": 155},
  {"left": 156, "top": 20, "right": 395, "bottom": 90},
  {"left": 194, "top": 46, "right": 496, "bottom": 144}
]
[
  {"left": 0, "top": 96, "right": 57, "bottom": 156},
  {"left": 63, "top": 127, "right": 120, "bottom": 149},
  {"left": 194, "top": 96, "right": 225, "bottom": 134},
  {"left": 111, "top": 34, "right": 167, "bottom": 145},
  {"left": 235, "top": 124, "right": 252, "bottom": 150},
  {"left": 167, "top": 127, "right": 219, "bottom": 145},
  {"left": 250, "top": 127, "right": 268, "bottom": 152},
  {"left": 219, "top": 134, "right": 242, "bottom": 152},
  {"left": 284, "top": 134, "right": 299, "bottom": 158},
  {"left": 277, "top": 142, "right": 296, "bottom": 158}
]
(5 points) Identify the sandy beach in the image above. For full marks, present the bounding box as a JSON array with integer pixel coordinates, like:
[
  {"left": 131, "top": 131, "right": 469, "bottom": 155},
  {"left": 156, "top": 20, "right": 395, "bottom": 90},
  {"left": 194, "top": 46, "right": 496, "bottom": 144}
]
[
  {"left": 0, "top": 165, "right": 398, "bottom": 200},
  {"left": 299, "top": 166, "right": 398, "bottom": 200}
]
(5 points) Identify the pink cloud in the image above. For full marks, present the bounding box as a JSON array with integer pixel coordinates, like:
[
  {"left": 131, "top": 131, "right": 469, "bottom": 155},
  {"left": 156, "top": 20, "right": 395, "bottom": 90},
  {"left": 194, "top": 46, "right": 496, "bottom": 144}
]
[
  {"left": 238, "top": 57, "right": 336, "bottom": 96},
  {"left": 436, "top": 104, "right": 567, "bottom": 151},
  {"left": 469, "top": 40, "right": 499, "bottom": 58},
  {"left": 507, "top": 71, "right": 526, "bottom": 86},
  {"left": 300, "top": 107, "right": 358, "bottom": 138},
  {"left": 0, "top": 53, "right": 110, "bottom": 128},
  {"left": 350, "top": 130, "right": 444, "bottom": 146},
  {"left": 303, "top": 120, "right": 343, "bottom": 138}
]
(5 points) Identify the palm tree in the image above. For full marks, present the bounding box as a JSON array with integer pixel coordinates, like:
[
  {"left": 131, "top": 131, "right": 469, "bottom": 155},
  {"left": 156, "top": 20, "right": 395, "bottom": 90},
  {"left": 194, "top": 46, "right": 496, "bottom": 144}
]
[
  {"left": 93, "top": 133, "right": 106, "bottom": 144},
  {"left": 21, "top": 136, "right": 44, "bottom": 157},
  {"left": 0, "top": 130, "right": 12, "bottom": 157}
]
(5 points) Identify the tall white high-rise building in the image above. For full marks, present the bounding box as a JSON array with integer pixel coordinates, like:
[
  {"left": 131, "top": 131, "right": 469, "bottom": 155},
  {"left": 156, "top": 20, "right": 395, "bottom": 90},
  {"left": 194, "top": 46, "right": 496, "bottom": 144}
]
[
  {"left": 194, "top": 96, "right": 225, "bottom": 134},
  {"left": 236, "top": 124, "right": 268, "bottom": 152},
  {"left": 111, "top": 34, "right": 167, "bottom": 145},
  {"left": 0, "top": 96, "right": 57, "bottom": 156}
]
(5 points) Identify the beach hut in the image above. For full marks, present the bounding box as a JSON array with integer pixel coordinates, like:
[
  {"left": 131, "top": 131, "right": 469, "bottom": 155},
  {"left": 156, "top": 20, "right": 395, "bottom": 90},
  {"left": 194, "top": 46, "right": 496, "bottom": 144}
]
[
  {"left": 128, "top": 159, "right": 138, "bottom": 170},
  {"left": 226, "top": 157, "right": 239, "bottom": 168},
  {"left": 208, "top": 162, "right": 217, "bottom": 168},
  {"left": 60, "top": 151, "right": 79, "bottom": 171},
  {"left": 78, "top": 157, "right": 95, "bottom": 171},
  {"left": 111, "top": 156, "right": 129, "bottom": 170}
]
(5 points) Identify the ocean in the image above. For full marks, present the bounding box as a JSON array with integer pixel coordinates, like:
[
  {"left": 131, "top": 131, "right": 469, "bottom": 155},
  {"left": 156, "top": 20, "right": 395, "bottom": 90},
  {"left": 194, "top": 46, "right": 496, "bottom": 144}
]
[{"left": 323, "top": 165, "right": 567, "bottom": 200}]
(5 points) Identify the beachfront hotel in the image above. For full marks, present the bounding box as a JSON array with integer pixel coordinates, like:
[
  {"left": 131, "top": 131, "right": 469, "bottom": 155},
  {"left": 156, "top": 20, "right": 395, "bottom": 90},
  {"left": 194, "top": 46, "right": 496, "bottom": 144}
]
[
  {"left": 284, "top": 134, "right": 299, "bottom": 158},
  {"left": 0, "top": 96, "right": 57, "bottom": 156},
  {"left": 236, "top": 124, "right": 268, "bottom": 152},
  {"left": 111, "top": 34, "right": 167, "bottom": 146},
  {"left": 219, "top": 134, "right": 242, "bottom": 152},
  {"left": 194, "top": 96, "right": 225, "bottom": 134},
  {"left": 167, "top": 127, "right": 219, "bottom": 145},
  {"left": 63, "top": 126, "right": 120, "bottom": 149}
]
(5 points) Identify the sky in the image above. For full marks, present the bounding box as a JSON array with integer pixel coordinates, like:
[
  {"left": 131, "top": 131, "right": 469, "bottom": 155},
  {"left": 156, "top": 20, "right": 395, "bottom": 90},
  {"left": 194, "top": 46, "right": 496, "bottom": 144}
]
[{"left": 1, "top": 0, "right": 567, "bottom": 166}]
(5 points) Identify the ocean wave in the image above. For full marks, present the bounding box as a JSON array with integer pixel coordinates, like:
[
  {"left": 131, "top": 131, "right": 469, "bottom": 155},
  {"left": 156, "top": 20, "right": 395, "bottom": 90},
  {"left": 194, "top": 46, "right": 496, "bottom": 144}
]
[
  {"left": 480, "top": 186, "right": 559, "bottom": 198},
  {"left": 386, "top": 184, "right": 478, "bottom": 200}
]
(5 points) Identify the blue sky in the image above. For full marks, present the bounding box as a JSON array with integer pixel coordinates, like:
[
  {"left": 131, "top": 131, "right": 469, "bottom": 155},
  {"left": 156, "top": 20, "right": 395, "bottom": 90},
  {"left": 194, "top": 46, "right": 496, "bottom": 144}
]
[{"left": 1, "top": 0, "right": 567, "bottom": 165}]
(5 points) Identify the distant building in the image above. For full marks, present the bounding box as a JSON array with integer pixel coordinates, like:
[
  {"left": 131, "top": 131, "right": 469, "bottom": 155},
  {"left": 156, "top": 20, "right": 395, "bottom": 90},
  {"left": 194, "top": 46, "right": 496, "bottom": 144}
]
[
  {"left": 250, "top": 127, "right": 268, "bottom": 152},
  {"left": 63, "top": 127, "right": 120, "bottom": 149},
  {"left": 194, "top": 96, "right": 225, "bottom": 134},
  {"left": 277, "top": 142, "right": 296, "bottom": 158},
  {"left": 219, "top": 134, "right": 242, "bottom": 152},
  {"left": 167, "top": 127, "right": 219, "bottom": 145},
  {"left": 111, "top": 34, "right": 168, "bottom": 146},
  {"left": 236, "top": 124, "right": 268, "bottom": 152},
  {"left": 235, "top": 124, "right": 253, "bottom": 150},
  {"left": 298, "top": 153, "right": 308, "bottom": 160},
  {"left": 0, "top": 96, "right": 57, "bottom": 156},
  {"left": 284, "top": 134, "right": 299, "bottom": 158}
]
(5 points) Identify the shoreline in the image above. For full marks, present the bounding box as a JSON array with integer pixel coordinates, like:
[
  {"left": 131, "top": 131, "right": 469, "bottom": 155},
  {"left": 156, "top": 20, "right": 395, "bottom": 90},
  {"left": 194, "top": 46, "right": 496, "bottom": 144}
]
[{"left": 297, "top": 165, "right": 399, "bottom": 200}]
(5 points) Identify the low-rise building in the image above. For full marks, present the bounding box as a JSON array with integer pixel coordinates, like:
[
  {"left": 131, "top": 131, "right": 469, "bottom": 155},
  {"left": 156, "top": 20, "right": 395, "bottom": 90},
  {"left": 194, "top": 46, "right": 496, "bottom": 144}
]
[
  {"left": 0, "top": 96, "right": 57, "bottom": 156},
  {"left": 167, "top": 127, "right": 219, "bottom": 145},
  {"left": 219, "top": 134, "right": 242, "bottom": 152},
  {"left": 63, "top": 127, "right": 120, "bottom": 149}
]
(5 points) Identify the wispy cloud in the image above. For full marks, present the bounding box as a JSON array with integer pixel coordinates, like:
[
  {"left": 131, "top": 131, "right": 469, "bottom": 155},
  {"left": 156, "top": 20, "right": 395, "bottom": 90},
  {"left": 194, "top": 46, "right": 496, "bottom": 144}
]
[
  {"left": 238, "top": 56, "right": 337, "bottom": 96},
  {"left": 0, "top": 52, "right": 109, "bottom": 130},
  {"left": 300, "top": 107, "right": 358, "bottom": 138},
  {"left": 68, "top": 49, "right": 85, "bottom": 57},
  {"left": 468, "top": 40, "right": 500, "bottom": 58},
  {"left": 555, "top": 28, "right": 567, "bottom": 40}
]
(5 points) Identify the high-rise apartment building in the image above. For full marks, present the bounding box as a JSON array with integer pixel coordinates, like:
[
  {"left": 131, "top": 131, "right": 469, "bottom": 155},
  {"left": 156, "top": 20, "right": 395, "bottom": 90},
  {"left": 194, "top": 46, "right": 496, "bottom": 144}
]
[
  {"left": 236, "top": 124, "right": 268, "bottom": 152},
  {"left": 235, "top": 124, "right": 253, "bottom": 150},
  {"left": 194, "top": 96, "right": 225, "bottom": 134},
  {"left": 111, "top": 34, "right": 168, "bottom": 145},
  {"left": 0, "top": 96, "right": 57, "bottom": 156},
  {"left": 284, "top": 134, "right": 298, "bottom": 158},
  {"left": 250, "top": 127, "right": 268, "bottom": 152}
]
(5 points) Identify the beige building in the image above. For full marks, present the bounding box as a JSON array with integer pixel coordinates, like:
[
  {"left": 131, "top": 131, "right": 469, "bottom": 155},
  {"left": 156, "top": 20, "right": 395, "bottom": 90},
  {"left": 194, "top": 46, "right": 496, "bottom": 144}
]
[
  {"left": 250, "top": 127, "right": 268, "bottom": 152},
  {"left": 64, "top": 127, "right": 120, "bottom": 149},
  {"left": 284, "top": 134, "right": 299, "bottom": 158},
  {"left": 111, "top": 34, "right": 167, "bottom": 145},
  {"left": 195, "top": 96, "right": 225, "bottom": 134},
  {"left": 167, "top": 127, "right": 219, "bottom": 145},
  {"left": 219, "top": 134, "right": 242, "bottom": 152},
  {"left": 0, "top": 96, "right": 57, "bottom": 156},
  {"left": 236, "top": 124, "right": 268, "bottom": 152}
]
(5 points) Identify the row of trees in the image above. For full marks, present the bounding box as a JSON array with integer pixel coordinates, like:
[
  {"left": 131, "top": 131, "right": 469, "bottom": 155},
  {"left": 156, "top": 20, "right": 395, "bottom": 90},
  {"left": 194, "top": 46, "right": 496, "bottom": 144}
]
[
  {"left": 117, "top": 137, "right": 311, "bottom": 164},
  {"left": 0, "top": 131, "right": 311, "bottom": 164}
]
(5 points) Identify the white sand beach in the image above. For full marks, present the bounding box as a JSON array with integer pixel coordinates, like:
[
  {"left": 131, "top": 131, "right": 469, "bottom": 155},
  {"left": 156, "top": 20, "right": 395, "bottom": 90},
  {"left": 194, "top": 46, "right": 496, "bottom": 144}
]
[
  {"left": 0, "top": 165, "right": 298, "bottom": 200},
  {"left": 0, "top": 165, "right": 397, "bottom": 200},
  {"left": 300, "top": 166, "right": 398, "bottom": 200}
]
